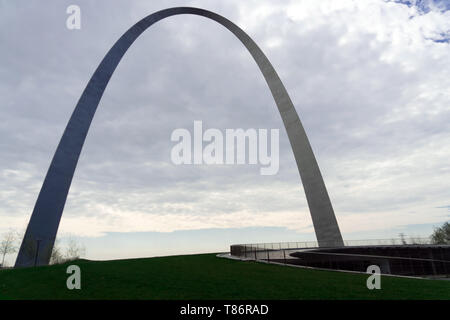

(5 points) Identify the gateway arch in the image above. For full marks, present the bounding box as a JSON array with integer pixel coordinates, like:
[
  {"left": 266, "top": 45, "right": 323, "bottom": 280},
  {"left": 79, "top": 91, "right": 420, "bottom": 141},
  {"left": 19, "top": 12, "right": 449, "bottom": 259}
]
[{"left": 15, "top": 7, "right": 344, "bottom": 267}]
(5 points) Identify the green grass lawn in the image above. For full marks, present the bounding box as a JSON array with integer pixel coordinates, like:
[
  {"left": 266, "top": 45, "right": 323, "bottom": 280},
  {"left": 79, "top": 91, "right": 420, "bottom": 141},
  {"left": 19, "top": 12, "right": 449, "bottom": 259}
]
[{"left": 0, "top": 253, "right": 449, "bottom": 300}]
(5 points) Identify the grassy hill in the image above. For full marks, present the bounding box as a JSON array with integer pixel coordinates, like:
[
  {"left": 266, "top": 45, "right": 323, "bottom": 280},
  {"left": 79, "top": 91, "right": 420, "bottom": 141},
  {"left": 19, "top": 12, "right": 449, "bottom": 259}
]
[{"left": 0, "top": 253, "right": 449, "bottom": 300}]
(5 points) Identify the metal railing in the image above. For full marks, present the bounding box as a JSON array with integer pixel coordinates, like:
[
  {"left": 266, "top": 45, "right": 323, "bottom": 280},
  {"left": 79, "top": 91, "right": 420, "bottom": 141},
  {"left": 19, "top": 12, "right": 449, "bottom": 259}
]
[
  {"left": 231, "top": 238, "right": 433, "bottom": 258},
  {"left": 230, "top": 238, "right": 450, "bottom": 277}
]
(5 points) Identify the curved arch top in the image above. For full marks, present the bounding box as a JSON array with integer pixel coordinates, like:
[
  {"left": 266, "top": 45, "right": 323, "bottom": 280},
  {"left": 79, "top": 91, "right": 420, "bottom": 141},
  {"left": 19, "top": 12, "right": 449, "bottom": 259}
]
[{"left": 16, "top": 7, "right": 343, "bottom": 267}]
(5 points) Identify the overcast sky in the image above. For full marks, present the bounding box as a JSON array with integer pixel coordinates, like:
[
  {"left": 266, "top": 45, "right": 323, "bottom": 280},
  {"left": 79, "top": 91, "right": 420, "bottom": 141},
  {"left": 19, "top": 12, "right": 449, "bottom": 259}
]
[{"left": 1, "top": 0, "right": 449, "bottom": 264}]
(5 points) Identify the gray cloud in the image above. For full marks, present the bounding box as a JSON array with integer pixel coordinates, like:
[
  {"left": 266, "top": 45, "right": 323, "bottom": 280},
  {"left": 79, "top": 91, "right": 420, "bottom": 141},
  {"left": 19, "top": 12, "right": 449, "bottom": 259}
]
[{"left": 0, "top": 0, "right": 449, "bottom": 238}]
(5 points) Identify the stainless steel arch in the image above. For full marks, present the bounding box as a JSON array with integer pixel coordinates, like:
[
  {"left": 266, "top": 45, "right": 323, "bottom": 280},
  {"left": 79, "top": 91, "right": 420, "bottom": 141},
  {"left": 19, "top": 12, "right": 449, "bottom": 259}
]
[{"left": 15, "top": 7, "right": 343, "bottom": 267}]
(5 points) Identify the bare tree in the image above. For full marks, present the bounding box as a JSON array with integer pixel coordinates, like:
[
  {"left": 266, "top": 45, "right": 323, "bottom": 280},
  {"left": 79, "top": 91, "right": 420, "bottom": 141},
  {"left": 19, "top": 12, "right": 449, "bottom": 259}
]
[
  {"left": 408, "top": 236, "right": 427, "bottom": 245},
  {"left": 64, "top": 238, "right": 86, "bottom": 261},
  {"left": 399, "top": 233, "right": 407, "bottom": 245},
  {"left": 15, "top": 229, "right": 39, "bottom": 266},
  {"left": 50, "top": 239, "right": 65, "bottom": 265},
  {"left": 0, "top": 230, "right": 17, "bottom": 267},
  {"left": 49, "top": 238, "right": 86, "bottom": 265},
  {"left": 13, "top": 229, "right": 86, "bottom": 266}
]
